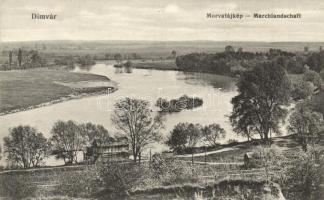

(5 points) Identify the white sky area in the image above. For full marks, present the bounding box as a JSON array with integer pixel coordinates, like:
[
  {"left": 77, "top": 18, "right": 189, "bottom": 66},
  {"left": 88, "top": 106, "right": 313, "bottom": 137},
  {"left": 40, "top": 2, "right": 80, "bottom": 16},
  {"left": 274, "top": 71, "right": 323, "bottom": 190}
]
[{"left": 0, "top": 0, "right": 323, "bottom": 42}]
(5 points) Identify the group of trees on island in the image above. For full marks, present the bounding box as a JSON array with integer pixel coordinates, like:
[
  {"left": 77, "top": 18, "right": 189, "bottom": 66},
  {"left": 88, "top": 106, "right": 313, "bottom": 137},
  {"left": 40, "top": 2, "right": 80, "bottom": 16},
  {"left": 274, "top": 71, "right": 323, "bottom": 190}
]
[
  {"left": 156, "top": 95, "right": 203, "bottom": 113},
  {"left": 113, "top": 59, "right": 133, "bottom": 73}
]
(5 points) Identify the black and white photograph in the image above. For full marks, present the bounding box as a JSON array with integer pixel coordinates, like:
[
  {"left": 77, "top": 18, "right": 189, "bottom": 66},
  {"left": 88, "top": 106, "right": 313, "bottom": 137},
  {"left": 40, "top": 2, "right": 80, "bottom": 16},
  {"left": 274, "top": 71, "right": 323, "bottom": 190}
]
[{"left": 0, "top": 0, "right": 324, "bottom": 199}]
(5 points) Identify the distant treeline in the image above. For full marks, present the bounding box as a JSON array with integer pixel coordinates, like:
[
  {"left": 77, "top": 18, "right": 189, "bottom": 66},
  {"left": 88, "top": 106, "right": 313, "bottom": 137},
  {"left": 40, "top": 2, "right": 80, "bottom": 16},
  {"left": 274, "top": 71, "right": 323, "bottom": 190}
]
[
  {"left": 156, "top": 95, "right": 203, "bottom": 113},
  {"left": 54, "top": 55, "right": 96, "bottom": 67},
  {"left": 1, "top": 49, "right": 46, "bottom": 70},
  {"left": 176, "top": 46, "right": 324, "bottom": 76}
]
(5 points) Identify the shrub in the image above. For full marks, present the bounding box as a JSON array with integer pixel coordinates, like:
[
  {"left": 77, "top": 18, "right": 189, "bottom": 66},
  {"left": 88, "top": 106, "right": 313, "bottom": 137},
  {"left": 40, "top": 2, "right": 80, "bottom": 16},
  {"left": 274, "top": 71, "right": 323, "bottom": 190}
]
[
  {"left": 54, "top": 168, "right": 100, "bottom": 198},
  {"left": 98, "top": 162, "right": 144, "bottom": 198},
  {"left": 278, "top": 149, "right": 323, "bottom": 200},
  {"left": 150, "top": 155, "right": 198, "bottom": 186}
]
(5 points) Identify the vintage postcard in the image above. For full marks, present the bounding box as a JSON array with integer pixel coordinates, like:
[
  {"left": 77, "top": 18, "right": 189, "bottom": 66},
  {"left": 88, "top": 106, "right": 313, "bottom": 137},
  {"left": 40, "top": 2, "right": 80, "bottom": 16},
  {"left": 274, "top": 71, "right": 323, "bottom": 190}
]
[{"left": 0, "top": 0, "right": 323, "bottom": 199}]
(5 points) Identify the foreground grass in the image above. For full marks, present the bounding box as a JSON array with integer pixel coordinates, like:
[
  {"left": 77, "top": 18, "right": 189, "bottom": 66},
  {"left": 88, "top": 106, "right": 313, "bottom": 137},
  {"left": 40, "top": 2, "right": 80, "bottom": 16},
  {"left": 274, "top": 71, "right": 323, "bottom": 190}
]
[{"left": 0, "top": 68, "right": 115, "bottom": 114}]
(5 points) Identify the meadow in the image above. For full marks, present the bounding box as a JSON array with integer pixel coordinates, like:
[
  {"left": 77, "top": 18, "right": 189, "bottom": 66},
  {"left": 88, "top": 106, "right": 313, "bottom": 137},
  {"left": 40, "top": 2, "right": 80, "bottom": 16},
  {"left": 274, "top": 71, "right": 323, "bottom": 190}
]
[{"left": 0, "top": 68, "right": 115, "bottom": 114}]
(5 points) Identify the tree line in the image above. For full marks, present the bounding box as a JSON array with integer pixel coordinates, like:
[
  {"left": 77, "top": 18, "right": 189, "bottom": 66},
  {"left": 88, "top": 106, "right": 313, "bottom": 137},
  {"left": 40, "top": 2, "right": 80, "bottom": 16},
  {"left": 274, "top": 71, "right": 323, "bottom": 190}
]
[
  {"left": 1, "top": 121, "right": 114, "bottom": 168},
  {"left": 176, "top": 45, "right": 324, "bottom": 76},
  {"left": 54, "top": 55, "right": 96, "bottom": 67},
  {"left": 166, "top": 123, "right": 225, "bottom": 153},
  {"left": 1, "top": 49, "right": 46, "bottom": 70}
]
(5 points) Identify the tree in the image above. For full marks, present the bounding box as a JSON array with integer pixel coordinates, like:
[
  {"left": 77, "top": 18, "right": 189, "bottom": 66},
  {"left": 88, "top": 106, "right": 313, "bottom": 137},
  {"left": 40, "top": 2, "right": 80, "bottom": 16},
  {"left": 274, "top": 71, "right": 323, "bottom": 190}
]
[
  {"left": 77, "top": 55, "right": 95, "bottom": 67},
  {"left": 202, "top": 124, "right": 226, "bottom": 147},
  {"left": 166, "top": 123, "right": 189, "bottom": 152},
  {"left": 114, "top": 53, "right": 123, "bottom": 65},
  {"left": 17, "top": 48, "right": 22, "bottom": 68},
  {"left": 50, "top": 120, "right": 85, "bottom": 165},
  {"left": 288, "top": 105, "right": 324, "bottom": 152},
  {"left": 79, "top": 122, "right": 114, "bottom": 146},
  {"left": 112, "top": 98, "right": 163, "bottom": 163},
  {"left": 166, "top": 123, "right": 202, "bottom": 152},
  {"left": 306, "top": 51, "right": 324, "bottom": 72},
  {"left": 230, "top": 105, "right": 256, "bottom": 142},
  {"left": 303, "top": 68, "right": 322, "bottom": 87},
  {"left": 9, "top": 51, "right": 12, "bottom": 67},
  {"left": 225, "top": 45, "right": 235, "bottom": 53},
  {"left": 230, "top": 62, "right": 291, "bottom": 142},
  {"left": 0, "top": 144, "right": 2, "bottom": 161},
  {"left": 171, "top": 50, "right": 177, "bottom": 58},
  {"left": 3, "top": 125, "right": 51, "bottom": 168},
  {"left": 184, "top": 123, "right": 202, "bottom": 149},
  {"left": 291, "top": 80, "right": 315, "bottom": 101},
  {"left": 123, "top": 60, "right": 133, "bottom": 73}
]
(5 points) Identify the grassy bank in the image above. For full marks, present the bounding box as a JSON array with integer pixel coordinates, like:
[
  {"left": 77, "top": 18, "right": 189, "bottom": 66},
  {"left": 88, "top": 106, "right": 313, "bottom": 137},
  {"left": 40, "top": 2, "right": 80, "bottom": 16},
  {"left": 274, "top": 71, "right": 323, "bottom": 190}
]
[
  {"left": 0, "top": 69, "right": 116, "bottom": 114},
  {"left": 132, "top": 59, "right": 179, "bottom": 71}
]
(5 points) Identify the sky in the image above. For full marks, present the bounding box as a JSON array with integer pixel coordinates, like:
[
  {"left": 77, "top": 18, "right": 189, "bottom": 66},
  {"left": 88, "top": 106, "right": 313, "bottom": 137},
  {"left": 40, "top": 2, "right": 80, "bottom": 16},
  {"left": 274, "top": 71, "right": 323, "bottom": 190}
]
[{"left": 0, "top": 0, "right": 323, "bottom": 42}]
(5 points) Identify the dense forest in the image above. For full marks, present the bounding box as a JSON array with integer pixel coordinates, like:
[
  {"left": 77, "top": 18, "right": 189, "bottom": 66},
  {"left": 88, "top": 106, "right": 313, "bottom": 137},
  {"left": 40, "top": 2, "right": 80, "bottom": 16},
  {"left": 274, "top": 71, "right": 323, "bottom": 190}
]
[{"left": 176, "top": 46, "right": 324, "bottom": 76}]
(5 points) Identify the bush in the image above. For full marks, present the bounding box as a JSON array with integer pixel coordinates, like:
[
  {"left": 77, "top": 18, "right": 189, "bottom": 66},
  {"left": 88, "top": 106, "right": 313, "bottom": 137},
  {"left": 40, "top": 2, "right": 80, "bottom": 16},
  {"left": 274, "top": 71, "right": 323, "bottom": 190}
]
[
  {"left": 150, "top": 154, "right": 198, "bottom": 186},
  {"left": 278, "top": 149, "right": 323, "bottom": 200},
  {"left": 98, "top": 162, "right": 144, "bottom": 198},
  {"left": 54, "top": 168, "right": 100, "bottom": 198}
]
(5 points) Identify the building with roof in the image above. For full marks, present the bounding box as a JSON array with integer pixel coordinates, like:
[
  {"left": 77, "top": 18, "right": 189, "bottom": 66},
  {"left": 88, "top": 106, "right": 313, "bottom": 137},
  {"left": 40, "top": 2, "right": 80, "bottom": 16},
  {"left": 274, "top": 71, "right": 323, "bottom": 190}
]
[{"left": 85, "top": 137, "right": 130, "bottom": 164}]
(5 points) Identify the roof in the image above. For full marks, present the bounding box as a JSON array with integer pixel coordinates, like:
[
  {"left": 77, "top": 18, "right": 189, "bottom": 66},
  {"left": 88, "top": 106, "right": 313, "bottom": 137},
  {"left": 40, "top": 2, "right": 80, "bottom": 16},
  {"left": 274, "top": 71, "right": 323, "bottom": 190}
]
[
  {"left": 93, "top": 141, "right": 128, "bottom": 148},
  {"left": 99, "top": 143, "right": 128, "bottom": 148}
]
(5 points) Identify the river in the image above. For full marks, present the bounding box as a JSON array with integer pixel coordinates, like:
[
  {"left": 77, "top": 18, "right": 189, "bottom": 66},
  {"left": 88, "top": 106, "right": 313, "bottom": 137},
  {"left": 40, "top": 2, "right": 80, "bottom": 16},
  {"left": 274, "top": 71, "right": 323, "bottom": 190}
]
[{"left": 0, "top": 62, "right": 240, "bottom": 166}]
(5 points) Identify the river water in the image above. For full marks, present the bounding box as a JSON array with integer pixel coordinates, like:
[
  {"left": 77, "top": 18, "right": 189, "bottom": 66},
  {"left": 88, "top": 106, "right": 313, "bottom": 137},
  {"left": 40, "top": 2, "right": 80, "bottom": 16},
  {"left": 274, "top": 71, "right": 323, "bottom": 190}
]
[{"left": 0, "top": 62, "right": 240, "bottom": 165}]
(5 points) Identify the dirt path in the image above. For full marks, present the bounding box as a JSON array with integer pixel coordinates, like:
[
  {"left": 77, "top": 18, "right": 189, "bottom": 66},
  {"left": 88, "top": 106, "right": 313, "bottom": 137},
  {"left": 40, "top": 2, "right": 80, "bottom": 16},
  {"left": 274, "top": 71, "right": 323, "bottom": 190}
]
[{"left": 175, "top": 147, "right": 237, "bottom": 158}]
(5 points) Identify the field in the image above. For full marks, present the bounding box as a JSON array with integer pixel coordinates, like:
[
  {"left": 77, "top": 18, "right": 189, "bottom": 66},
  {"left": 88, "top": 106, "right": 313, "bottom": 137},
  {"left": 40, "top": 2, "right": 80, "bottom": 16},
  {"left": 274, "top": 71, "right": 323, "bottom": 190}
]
[{"left": 0, "top": 69, "right": 116, "bottom": 114}]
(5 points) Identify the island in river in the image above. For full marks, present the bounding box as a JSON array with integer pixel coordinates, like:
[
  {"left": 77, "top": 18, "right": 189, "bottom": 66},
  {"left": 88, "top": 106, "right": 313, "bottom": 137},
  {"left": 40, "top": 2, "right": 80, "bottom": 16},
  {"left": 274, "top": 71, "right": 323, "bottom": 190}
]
[{"left": 0, "top": 68, "right": 117, "bottom": 115}]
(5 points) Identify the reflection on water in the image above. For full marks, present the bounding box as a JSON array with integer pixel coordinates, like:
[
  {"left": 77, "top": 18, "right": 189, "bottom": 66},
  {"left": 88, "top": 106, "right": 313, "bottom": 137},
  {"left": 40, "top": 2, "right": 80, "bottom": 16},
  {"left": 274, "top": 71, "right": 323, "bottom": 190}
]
[
  {"left": 177, "top": 72, "right": 237, "bottom": 91},
  {"left": 0, "top": 63, "right": 240, "bottom": 166}
]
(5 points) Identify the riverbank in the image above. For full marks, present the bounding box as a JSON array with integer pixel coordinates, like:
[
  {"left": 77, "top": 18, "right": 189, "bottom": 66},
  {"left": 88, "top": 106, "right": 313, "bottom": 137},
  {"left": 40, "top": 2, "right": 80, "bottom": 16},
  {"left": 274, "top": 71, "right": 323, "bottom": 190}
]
[
  {"left": 0, "top": 69, "right": 117, "bottom": 116},
  {"left": 131, "top": 59, "right": 179, "bottom": 71}
]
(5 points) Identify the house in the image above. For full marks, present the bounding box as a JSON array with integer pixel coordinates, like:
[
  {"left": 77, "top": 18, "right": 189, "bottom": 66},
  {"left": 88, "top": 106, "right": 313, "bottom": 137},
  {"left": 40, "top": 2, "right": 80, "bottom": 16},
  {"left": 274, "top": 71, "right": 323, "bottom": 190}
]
[{"left": 85, "top": 137, "right": 130, "bottom": 164}]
